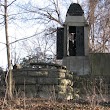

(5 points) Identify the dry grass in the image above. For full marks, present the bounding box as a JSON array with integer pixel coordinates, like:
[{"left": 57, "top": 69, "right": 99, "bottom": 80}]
[{"left": 0, "top": 98, "right": 110, "bottom": 110}]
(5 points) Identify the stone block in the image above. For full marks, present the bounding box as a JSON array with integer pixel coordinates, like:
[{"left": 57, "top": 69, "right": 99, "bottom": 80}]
[
  {"left": 36, "top": 78, "right": 73, "bottom": 86},
  {"left": 27, "top": 71, "right": 48, "bottom": 77},
  {"left": 59, "top": 79, "right": 73, "bottom": 86},
  {"left": 38, "top": 91, "right": 56, "bottom": 99},
  {"left": 14, "top": 76, "right": 36, "bottom": 85},
  {"left": 38, "top": 85, "right": 55, "bottom": 92},
  {"left": 12, "top": 68, "right": 74, "bottom": 100},
  {"left": 48, "top": 71, "right": 66, "bottom": 78},
  {"left": 89, "top": 53, "right": 110, "bottom": 76},
  {"left": 38, "top": 85, "right": 73, "bottom": 93},
  {"left": 15, "top": 85, "right": 37, "bottom": 98},
  {"left": 37, "top": 77, "right": 73, "bottom": 86},
  {"left": 65, "top": 73, "right": 73, "bottom": 80},
  {"left": 37, "top": 78, "right": 59, "bottom": 85},
  {"left": 13, "top": 70, "right": 28, "bottom": 76},
  {"left": 63, "top": 56, "right": 90, "bottom": 75},
  {"left": 57, "top": 92, "right": 73, "bottom": 100},
  {"left": 38, "top": 91, "right": 73, "bottom": 100}
]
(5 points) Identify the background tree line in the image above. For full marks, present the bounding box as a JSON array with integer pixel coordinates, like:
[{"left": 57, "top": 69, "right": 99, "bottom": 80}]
[{"left": 0, "top": 0, "right": 110, "bottom": 69}]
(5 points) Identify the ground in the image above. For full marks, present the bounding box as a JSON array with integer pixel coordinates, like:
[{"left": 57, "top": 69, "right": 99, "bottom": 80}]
[{"left": 0, "top": 98, "right": 110, "bottom": 110}]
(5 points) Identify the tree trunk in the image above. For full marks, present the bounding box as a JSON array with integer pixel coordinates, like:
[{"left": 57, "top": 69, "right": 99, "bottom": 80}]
[{"left": 4, "top": 0, "right": 13, "bottom": 99}]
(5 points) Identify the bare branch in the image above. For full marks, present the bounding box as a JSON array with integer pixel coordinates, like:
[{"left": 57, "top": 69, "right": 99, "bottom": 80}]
[
  {"left": 10, "top": 30, "right": 45, "bottom": 45},
  {"left": 0, "top": 42, "right": 6, "bottom": 45},
  {"left": 7, "top": 0, "right": 17, "bottom": 7}
]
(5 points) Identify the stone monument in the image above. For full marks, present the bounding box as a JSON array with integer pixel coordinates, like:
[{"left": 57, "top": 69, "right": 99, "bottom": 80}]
[{"left": 57, "top": 3, "right": 90, "bottom": 75}]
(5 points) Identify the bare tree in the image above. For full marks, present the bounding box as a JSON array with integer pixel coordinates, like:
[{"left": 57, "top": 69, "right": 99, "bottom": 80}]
[
  {"left": 13, "top": 0, "right": 62, "bottom": 63},
  {"left": 1, "top": 0, "right": 110, "bottom": 70},
  {"left": 88, "top": 0, "right": 98, "bottom": 51},
  {"left": 4, "top": 0, "right": 13, "bottom": 99},
  {"left": 0, "top": 0, "right": 18, "bottom": 99},
  {"left": 84, "top": 0, "right": 110, "bottom": 52},
  {"left": 19, "top": 0, "right": 110, "bottom": 56}
]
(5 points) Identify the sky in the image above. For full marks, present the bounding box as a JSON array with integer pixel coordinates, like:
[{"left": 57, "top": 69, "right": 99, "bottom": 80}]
[{"left": 0, "top": 0, "right": 82, "bottom": 69}]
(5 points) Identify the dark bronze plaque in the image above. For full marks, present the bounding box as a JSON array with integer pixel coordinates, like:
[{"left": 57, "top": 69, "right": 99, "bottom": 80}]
[
  {"left": 56, "top": 27, "right": 64, "bottom": 59},
  {"left": 76, "top": 26, "right": 84, "bottom": 56}
]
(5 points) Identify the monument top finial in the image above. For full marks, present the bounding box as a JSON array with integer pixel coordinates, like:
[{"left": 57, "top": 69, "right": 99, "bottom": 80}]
[{"left": 67, "top": 3, "right": 84, "bottom": 16}]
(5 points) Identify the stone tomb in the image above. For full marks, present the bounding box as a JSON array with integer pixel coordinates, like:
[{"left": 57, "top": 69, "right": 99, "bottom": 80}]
[{"left": 13, "top": 63, "right": 73, "bottom": 100}]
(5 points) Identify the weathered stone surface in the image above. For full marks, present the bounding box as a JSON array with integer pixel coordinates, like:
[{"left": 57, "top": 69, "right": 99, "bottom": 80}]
[
  {"left": 36, "top": 78, "right": 73, "bottom": 86},
  {"left": 15, "top": 85, "right": 37, "bottom": 97},
  {"left": 59, "top": 79, "right": 73, "bottom": 86},
  {"left": 12, "top": 67, "right": 74, "bottom": 100},
  {"left": 48, "top": 69, "right": 67, "bottom": 73},
  {"left": 0, "top": 86, "right": 5, "bottom": 97},
  {"left": 39, "top": 91, "right": 73, "bottom": 100},
  {"left": 63, "top": 56, "right": 90, "bottom": 75},
  {"left": 37, "top": 85, "right": 55, "bottom": 92},
  {"left": 39, "top": 91, "right": 56, "bottom": 99},
  {"left": 65, "top": 73, "right": 73, "bottom": 80},
  {"left": 13, "top": 64, "right": 22, "bottom": 69},
  {"left": 37, "top": 78, "right": 59, "bottom": 85},
  {"left": 38, "top": 85, "right": 73, "bottom": 93},
  {"left": 14, "top": 76, "right": 36, "bottom": 85},
  {"left": 89, "top": 53, "right": 110, "bottom": 76},
  {"left": 27, "top": 71, "right": 48, "bottom": 77},
  {"left": 57, "top": 92, "right": 73, "bottom": 100},
  {"left": 48, "top": 71, "right": 66, "bottom": 78},
  {"left": 13, "top": 70, "right": 28, "bottom": 76}
]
